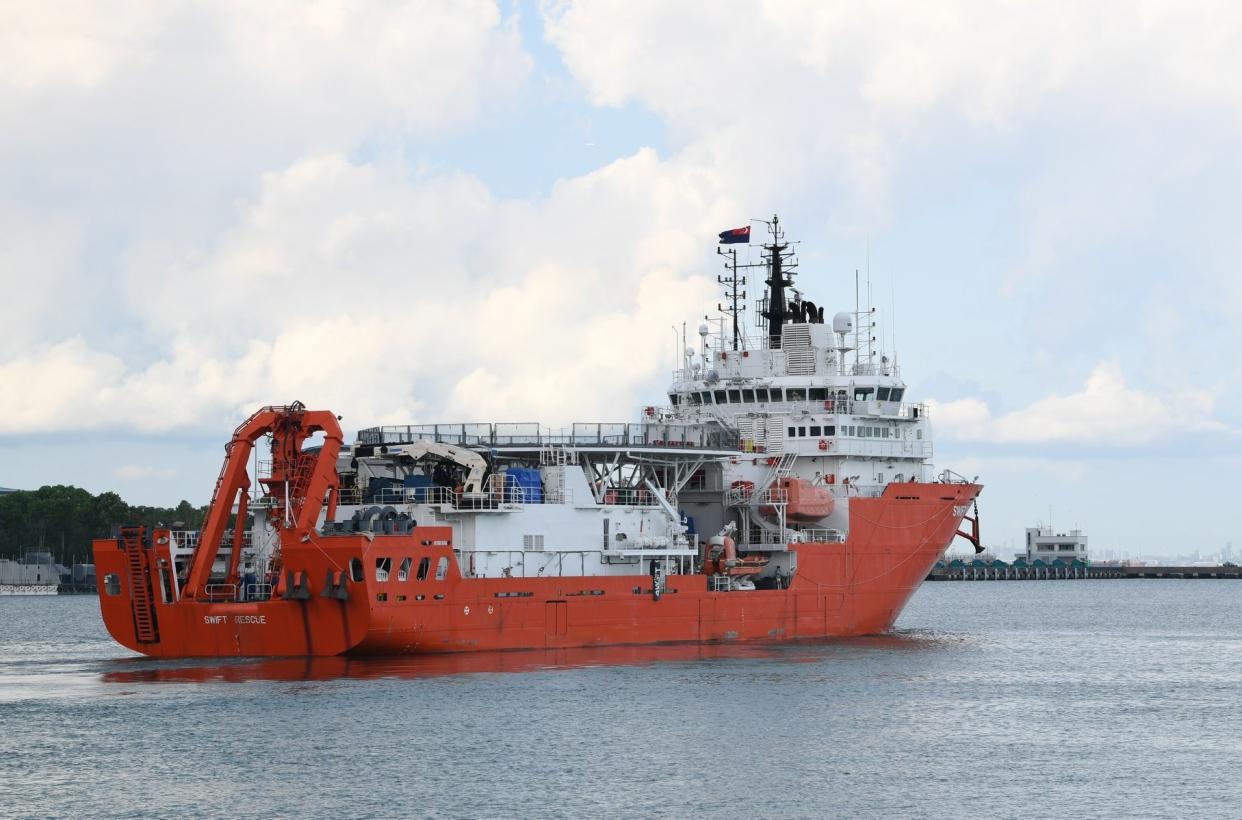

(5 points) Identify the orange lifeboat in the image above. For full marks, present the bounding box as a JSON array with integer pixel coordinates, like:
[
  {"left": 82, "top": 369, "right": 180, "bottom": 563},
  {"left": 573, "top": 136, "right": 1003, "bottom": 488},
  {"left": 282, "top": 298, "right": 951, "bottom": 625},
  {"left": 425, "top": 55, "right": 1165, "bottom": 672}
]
[{"left": 760, "top": 477, "right": 836, "bottom": 522}]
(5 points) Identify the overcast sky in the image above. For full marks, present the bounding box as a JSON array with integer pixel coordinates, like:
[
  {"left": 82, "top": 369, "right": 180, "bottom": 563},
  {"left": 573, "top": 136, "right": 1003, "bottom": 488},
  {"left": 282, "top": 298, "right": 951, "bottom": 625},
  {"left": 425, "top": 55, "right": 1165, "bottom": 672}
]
[{"left": 2, "top": 1, "right": 1240, "bottom": 558}]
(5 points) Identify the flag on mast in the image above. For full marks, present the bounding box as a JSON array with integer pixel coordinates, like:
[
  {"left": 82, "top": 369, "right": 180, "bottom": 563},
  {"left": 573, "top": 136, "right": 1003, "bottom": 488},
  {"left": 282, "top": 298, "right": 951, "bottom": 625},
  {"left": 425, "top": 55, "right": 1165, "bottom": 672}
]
[{"left": 718, "top": 226, "right": 750, "bottom": 244}]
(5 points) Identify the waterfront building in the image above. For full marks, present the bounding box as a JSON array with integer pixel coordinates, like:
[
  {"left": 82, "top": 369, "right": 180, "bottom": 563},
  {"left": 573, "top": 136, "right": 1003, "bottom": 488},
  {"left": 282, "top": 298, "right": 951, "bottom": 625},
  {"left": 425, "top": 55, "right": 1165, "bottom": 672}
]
[{"left": 1024, "top": 526, "right": 1088, "bottom": 564}]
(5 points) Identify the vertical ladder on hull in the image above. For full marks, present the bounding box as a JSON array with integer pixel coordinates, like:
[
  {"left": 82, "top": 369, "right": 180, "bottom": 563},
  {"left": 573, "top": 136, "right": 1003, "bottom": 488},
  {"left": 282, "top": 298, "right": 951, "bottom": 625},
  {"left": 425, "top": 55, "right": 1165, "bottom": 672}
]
[{"left": 120, "top": 526, "right": 160, "bottom": 644}]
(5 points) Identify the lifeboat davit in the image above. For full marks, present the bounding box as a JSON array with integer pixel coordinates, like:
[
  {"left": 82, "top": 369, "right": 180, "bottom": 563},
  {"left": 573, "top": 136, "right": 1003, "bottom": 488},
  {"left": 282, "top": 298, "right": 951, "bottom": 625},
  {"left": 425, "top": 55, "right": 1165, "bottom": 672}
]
[{"left": 760, "top": 478, "right": 836, "bottom": 522}]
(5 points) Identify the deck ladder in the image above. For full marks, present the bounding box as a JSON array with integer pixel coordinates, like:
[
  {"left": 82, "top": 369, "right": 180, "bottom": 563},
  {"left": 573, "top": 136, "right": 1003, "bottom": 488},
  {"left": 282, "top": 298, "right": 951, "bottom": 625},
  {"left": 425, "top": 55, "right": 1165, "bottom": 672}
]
[{"left": 120, "top": 526, "right": 160, "bottom": 644}]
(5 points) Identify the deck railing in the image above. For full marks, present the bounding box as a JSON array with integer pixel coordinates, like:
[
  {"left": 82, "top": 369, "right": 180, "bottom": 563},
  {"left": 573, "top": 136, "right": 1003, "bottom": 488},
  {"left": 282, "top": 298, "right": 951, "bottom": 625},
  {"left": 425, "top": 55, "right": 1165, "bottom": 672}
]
[
  {"left": 357, "top": 422, "right": 739, "bottom": 451},
  {"left": 168, "top": 530, "right": 252, "bottom": 552}
]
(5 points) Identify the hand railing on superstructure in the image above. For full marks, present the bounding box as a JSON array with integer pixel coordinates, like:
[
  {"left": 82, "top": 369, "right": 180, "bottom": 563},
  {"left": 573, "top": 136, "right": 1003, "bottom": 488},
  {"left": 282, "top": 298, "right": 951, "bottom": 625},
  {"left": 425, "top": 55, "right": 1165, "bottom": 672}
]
[
  {"left": 787, "top": 528, "right": 845, "bottom": 543},
  {"left": 356, "top": 422, "right": 739, "bottom": 451},
  {"left": 746, "top": 527, "right": 845, "bottom": 547},
  {"left": 168, "top": 530, "right": 253, "bottom": 553},
  {"left": 597, "top": 487, "right": 661, "bottom": 507},
  {"left": 673, "top": 323, "right": 904, "bottom": 375}
]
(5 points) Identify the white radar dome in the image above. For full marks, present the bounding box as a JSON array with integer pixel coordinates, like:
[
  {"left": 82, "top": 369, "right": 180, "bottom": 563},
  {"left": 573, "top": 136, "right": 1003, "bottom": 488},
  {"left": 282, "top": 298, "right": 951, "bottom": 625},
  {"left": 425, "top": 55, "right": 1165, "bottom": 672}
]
[
  {"left": 698, "top": 323, "right": 709, "bottom": 337},
  {"left": 832, "top": 312, "right": 854, "bottom": 334}
]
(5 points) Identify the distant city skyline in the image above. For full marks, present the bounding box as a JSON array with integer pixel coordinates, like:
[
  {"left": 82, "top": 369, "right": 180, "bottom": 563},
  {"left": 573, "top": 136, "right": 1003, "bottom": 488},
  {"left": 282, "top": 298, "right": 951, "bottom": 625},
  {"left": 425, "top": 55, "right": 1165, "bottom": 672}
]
[{"left": 3, "top": 2, "right": 1241, "bottom": 556}]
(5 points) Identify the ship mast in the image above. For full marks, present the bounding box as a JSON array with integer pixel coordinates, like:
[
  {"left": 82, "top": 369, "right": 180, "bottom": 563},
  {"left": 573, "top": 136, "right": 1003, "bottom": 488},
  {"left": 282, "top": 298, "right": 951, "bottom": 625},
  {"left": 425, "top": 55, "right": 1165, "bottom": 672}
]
[
  {"left": 715, "top": 248, "right": 747, "bottom": 351},
  {"left": 756, "top": 215, "right": 798, "bottom": 349}
]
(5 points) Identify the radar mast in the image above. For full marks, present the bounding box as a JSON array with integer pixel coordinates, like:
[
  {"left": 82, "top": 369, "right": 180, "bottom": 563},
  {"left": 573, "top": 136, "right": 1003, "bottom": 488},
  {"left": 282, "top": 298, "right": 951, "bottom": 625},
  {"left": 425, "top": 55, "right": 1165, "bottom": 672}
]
[{"left": 749, "top": 215, "right": 801, "bottom": 349}]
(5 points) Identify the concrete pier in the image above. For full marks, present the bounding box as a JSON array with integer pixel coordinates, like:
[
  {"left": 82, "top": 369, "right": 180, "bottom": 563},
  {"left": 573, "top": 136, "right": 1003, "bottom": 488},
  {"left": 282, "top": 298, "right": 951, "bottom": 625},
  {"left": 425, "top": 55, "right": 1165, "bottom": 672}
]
[{"left": 927, "top": 560, "right": 1242, "bottom": 581}]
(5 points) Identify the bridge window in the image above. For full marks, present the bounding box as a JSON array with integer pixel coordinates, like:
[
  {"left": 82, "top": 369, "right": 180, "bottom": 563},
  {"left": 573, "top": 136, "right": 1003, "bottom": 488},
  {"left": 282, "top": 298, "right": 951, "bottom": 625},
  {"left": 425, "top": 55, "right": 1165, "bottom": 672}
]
[
  {"left": 435, "top": 557, "right": 449, "bottom": 581},
  {"left": 103, "top": 573, "right": 121, "bottom": 596},
  {"left": 770, "top": 388, "right": 783, "bottom": 402},
  {"left": 700, "top": 392, "right": 711, "bottom": 404},
  {"left": 797, "top": 426, "right": 807, "bottom": 436},
  {"left": 810, "top": 426, "right": 821, "bottom": 436},
  {"left": 877, "top": 387, "right": 891, "bottom": 401},
  {"left": 714, "top": 390, "right": 726, "bottom": 404},
  {"left": 809, "top": 388, "right": 827, "bottom": 401},
  {"left": 398, "top": 557, "right": 413, "bottom": 581},
  {"left": 854, "top": 387, "right": 874, "bottom": 402},
  {"left": 786, "top": 388, "right": 806, "bottom": 401},
  {"left": 890, "top": 388, "right": 905, "bottom": 402},
  {"left": 756, "top": 388, "right": 769, "bottom": 402},
  {"left": 688, "top": 393, "right": 702, "bottom": 405},
  {"left": 824, "top": 425, "right": 835, "bottom": 435},
  {"left": 416, "top": 557, "right": 430, "bottom": 581},
  {"left": 376, "top": 557, "right": 392, "bottom": 582},
  {"left": 727, "top": 389, "right": 741, "bottom": 403},
  {"left": 669, "top": 394, "right": 680, "bottom": 406},
  {"left": 883, "top": 428, "right": 890, "bottom": 438},
  {"left": 742, "top": 389, "right": 755, "bottom": 402},
  {"left": 787, "top": 426, "right": 796, "bottom": 437}
]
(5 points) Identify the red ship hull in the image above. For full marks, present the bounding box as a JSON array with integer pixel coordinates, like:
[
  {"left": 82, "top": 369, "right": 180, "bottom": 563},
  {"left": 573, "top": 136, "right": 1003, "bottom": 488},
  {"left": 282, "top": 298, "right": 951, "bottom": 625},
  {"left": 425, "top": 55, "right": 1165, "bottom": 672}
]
[{"left": 94, "top": 482, "right": 980, "bottom": 658}]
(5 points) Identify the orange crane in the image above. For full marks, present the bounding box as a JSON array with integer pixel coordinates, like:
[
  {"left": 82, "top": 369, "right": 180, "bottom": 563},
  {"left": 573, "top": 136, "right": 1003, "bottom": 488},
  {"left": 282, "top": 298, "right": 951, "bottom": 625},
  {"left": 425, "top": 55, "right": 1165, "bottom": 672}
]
[{"left": 182, "top": 402, "right": 343, "bottom": 600}]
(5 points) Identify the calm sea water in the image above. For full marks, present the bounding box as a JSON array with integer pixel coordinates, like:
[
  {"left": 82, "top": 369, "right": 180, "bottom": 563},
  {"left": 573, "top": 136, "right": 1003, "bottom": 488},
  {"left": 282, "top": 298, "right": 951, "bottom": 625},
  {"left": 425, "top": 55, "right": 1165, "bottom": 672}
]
[{"left": 2, "top": 581, "right": 1241, "bottom": 819}]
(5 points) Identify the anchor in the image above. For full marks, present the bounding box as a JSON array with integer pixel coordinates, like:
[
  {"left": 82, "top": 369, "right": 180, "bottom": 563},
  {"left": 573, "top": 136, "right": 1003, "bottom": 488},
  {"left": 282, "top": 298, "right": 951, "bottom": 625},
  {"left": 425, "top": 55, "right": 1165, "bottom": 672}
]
[{"left": 956, "top": 500, "right": 984, "bottom": 554}]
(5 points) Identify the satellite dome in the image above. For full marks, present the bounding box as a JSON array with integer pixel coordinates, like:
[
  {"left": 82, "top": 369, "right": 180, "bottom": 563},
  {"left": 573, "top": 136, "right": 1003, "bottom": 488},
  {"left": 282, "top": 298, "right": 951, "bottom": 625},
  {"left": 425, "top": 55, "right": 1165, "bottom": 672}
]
[
  {"left": 698, "top": 323, "right": 709, "bottom": 337},
  {"left": 832, "top": 312, "right": 854, "bottom": 335}
]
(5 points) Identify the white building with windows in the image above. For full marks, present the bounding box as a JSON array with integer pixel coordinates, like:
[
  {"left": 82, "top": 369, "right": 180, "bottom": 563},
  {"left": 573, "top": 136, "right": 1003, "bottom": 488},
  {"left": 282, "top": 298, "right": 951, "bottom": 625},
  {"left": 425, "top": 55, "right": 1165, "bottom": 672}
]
[{"left": 1024, "top": 526, "right": 1088, "bottom": 563}]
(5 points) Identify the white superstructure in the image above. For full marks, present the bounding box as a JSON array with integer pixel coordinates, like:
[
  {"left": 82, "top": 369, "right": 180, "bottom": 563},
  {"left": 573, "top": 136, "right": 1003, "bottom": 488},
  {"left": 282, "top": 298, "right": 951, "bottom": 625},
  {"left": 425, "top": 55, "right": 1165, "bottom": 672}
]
[{"left": 188, "top": 217, "right": 968, "bottom": 595}]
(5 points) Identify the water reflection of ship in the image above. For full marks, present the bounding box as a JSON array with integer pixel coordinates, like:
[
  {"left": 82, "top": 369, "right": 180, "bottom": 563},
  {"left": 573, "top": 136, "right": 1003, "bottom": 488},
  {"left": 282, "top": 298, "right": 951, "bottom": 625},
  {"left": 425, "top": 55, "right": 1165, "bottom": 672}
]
[{"left": 101, "top": 634, "right": 943, "bottom": 685}]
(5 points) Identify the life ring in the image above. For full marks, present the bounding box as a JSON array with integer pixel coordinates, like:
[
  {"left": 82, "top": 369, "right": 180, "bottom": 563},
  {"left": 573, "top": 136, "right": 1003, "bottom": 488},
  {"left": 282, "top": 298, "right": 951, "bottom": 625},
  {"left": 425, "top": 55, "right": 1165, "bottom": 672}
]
[{"left": 818, "top": 439, "right": 829, "bottom": 451}]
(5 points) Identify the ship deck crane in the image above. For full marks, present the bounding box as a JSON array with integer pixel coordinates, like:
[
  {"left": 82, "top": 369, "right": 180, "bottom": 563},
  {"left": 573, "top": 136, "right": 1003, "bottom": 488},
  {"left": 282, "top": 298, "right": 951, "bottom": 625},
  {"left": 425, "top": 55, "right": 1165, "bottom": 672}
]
[
  {"left": 182, "top": 402, "right": 343, "bottom": 600},
  {"left": 375, "top": 440, "right": 489, "bottom": 498}
]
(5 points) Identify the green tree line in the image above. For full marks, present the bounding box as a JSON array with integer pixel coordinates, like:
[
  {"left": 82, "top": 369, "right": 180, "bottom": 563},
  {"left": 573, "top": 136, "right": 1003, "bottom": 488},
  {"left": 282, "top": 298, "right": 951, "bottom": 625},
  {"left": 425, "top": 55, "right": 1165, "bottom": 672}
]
[{"left": 0, "top": 485, "right": 206, "bottom": 563}]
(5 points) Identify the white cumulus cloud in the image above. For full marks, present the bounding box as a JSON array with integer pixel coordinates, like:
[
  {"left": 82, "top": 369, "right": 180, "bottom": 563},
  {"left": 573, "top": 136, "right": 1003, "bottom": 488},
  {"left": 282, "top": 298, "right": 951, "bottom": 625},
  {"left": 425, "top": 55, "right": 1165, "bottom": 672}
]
[
  {"left": 0, "top": 147, "right": 733, "bottom": 434},
  {"left": 930, "top": 360, "right": 1226, "bottom": 446}
]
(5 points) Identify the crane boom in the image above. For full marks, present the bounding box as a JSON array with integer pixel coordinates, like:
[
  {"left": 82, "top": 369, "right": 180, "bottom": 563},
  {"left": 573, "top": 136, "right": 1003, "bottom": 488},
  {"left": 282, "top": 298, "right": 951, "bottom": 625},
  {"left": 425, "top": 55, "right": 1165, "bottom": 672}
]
[{"left": 382, "top": 440, "right": 488, "bottom": 497}]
